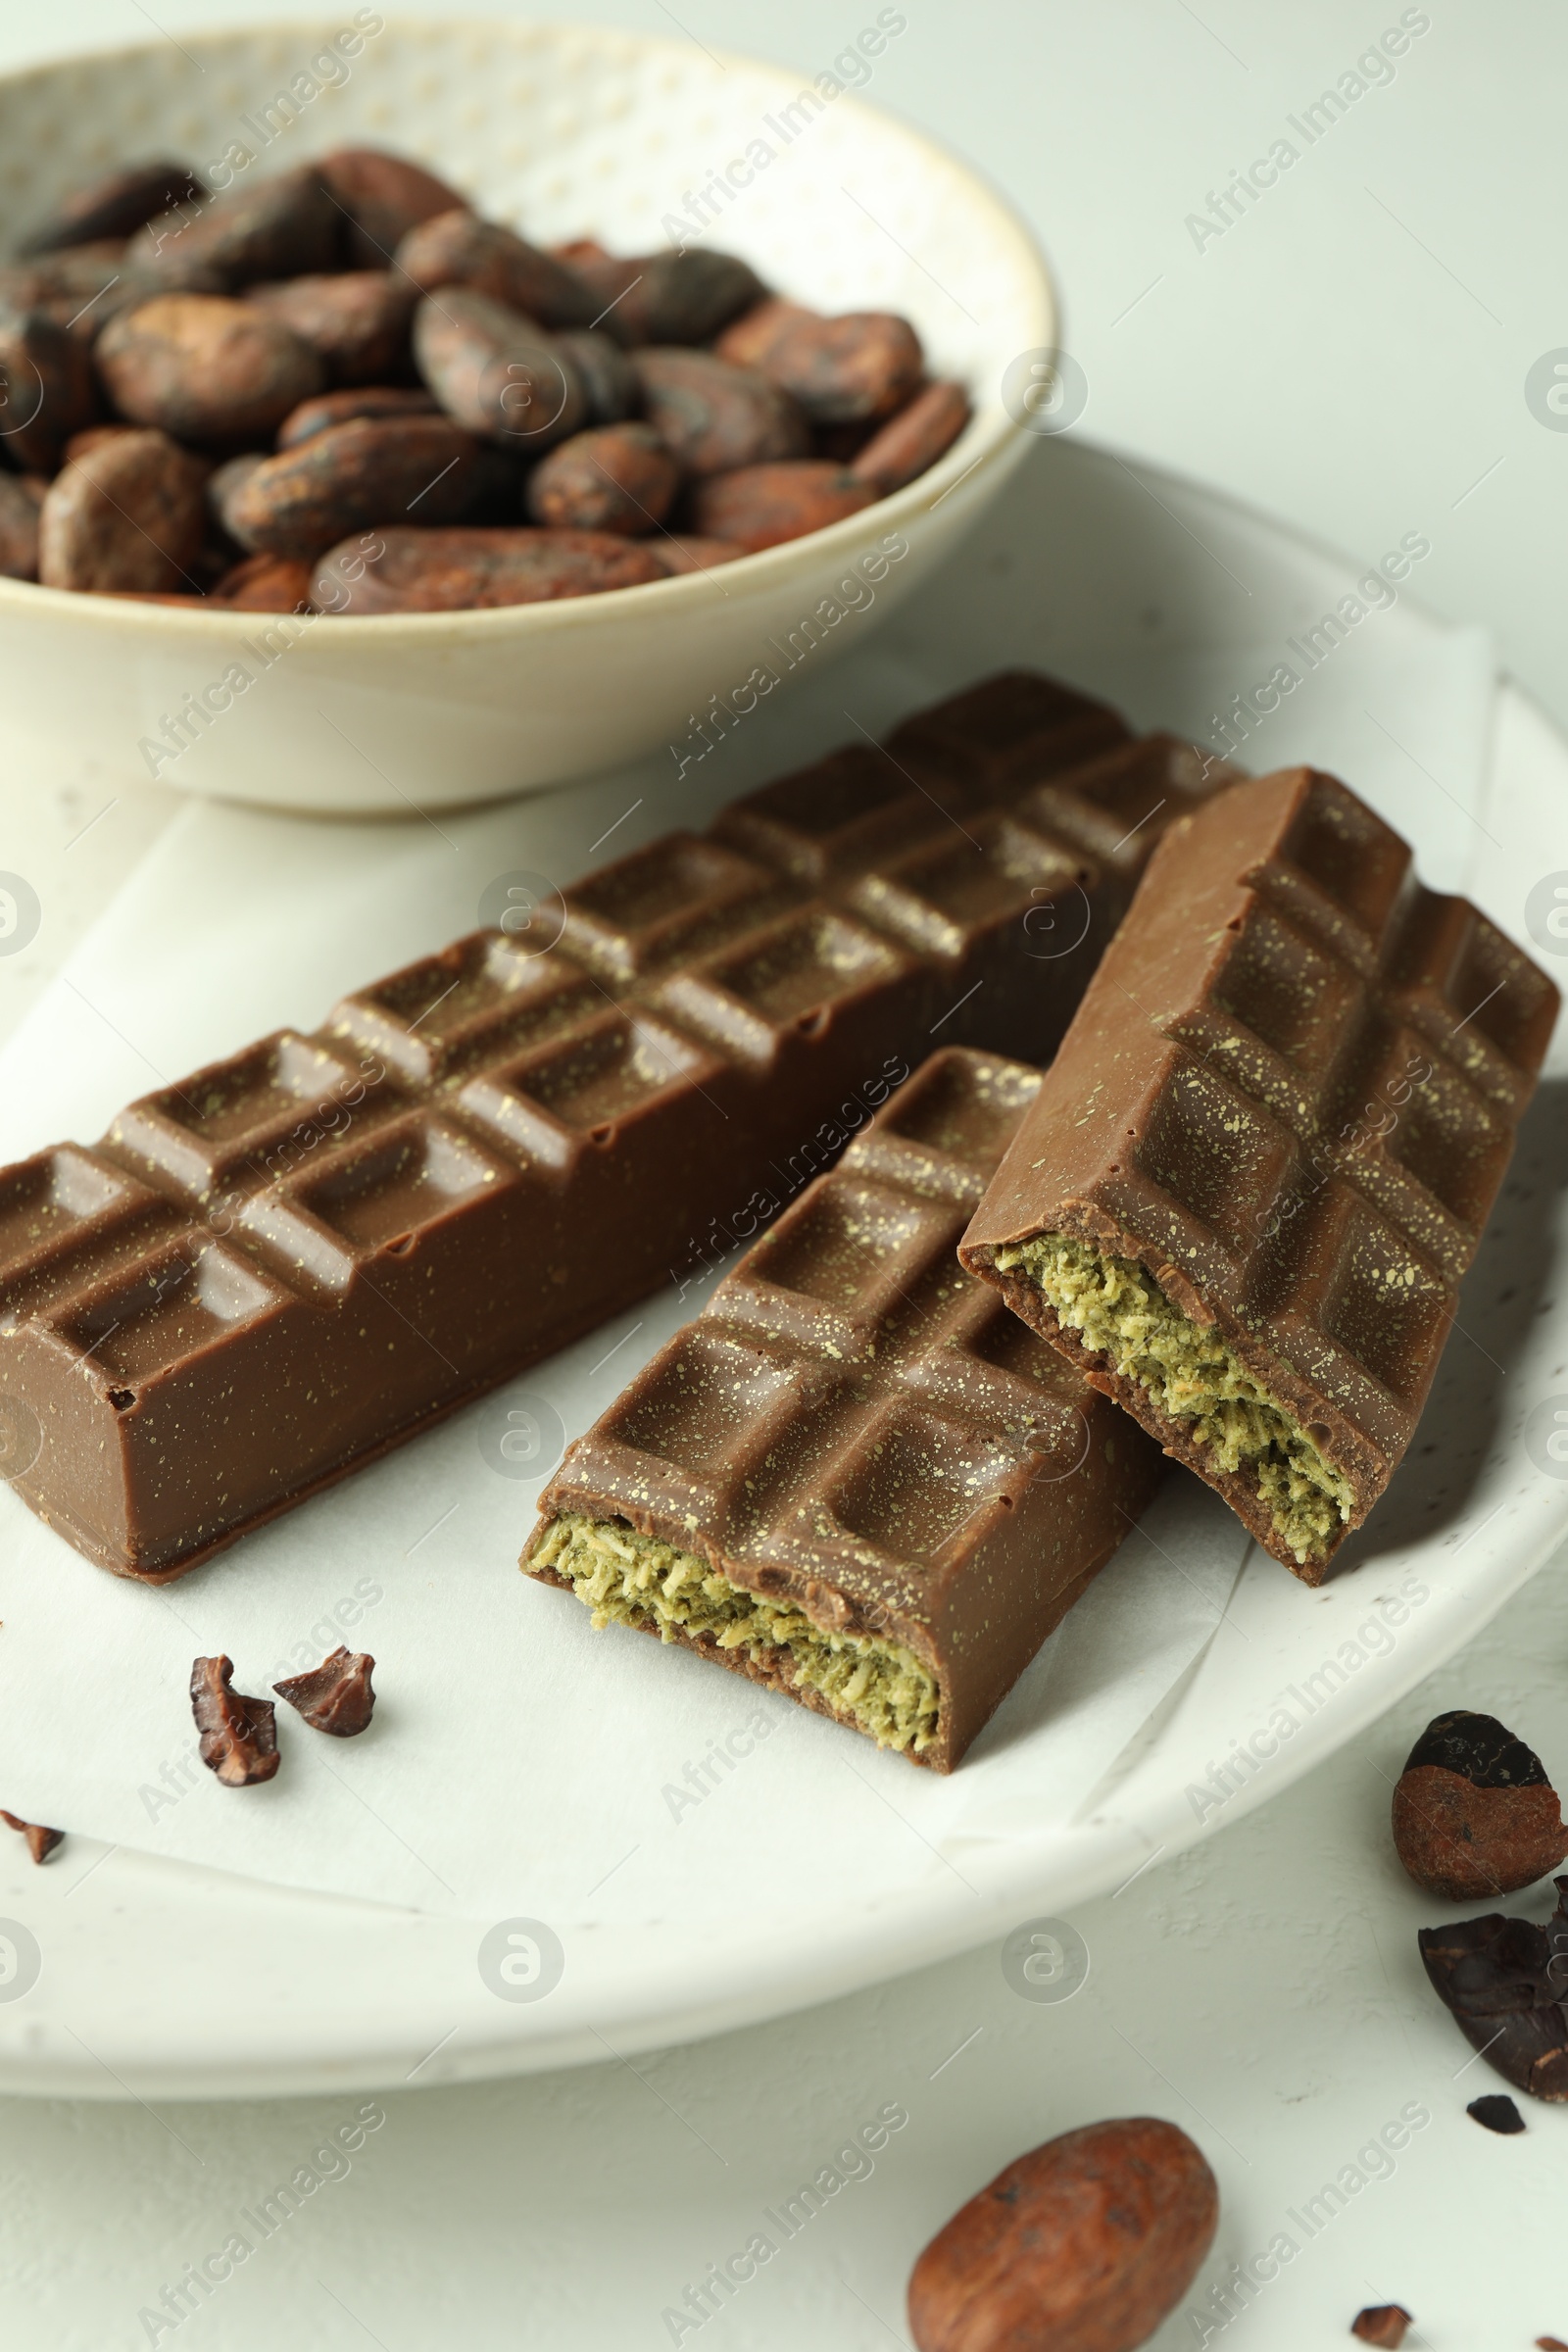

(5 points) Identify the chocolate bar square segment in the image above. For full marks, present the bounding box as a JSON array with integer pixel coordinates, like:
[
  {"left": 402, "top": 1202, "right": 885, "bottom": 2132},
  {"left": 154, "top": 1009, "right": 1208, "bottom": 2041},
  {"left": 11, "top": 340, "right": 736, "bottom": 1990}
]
[
  {"left": 525, "top": 1048, "right": 1162, "bottom": 1770},
  {"left": 885, "top": 670, "right": 1131, "bottom": 795},
  {"left": 959, "top": 768, "right": 1559, "bottom": 1581}
]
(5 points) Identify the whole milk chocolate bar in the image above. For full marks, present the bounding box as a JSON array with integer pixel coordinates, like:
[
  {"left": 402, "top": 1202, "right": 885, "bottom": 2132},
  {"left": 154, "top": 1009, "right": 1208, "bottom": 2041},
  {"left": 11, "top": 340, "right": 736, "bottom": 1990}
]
[
  {"left": 526, "top": 1049, "right": 1162, "bottom": 1770},
  {"left": 958, "top": 768, "right": 1558, "bottom": 1580},
  {"left": 0, "top": 672, "right": 1235, "bottom": 1581}
]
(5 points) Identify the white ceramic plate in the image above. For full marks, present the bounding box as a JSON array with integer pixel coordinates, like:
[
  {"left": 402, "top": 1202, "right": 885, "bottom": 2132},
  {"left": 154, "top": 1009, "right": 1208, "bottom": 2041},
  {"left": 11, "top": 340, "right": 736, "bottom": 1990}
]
[
  {"left": 0, "top": 439, "right": 1562, "bottom": 2100},
  {"left": 0, "top": 18, "right": 1050, "bottom": 811}
]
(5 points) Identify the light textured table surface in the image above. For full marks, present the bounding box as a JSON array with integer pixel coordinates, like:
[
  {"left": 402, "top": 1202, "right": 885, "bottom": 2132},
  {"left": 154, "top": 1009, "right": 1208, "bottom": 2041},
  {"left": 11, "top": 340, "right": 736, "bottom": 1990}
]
[{"left": 1, "top": 5, "right": 1564, "bottom": 2346}]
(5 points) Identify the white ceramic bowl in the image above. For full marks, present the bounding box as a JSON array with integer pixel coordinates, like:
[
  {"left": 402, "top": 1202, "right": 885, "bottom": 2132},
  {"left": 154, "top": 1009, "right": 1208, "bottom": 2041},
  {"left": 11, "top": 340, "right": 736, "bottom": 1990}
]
[{"left": 0, "top": 18, "right": 1052, "bottom": 813}]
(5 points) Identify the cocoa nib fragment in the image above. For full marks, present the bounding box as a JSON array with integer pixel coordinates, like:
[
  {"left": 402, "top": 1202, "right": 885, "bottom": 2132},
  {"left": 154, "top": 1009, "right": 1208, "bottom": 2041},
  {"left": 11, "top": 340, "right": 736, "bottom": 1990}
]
[
  {"left": 1394, "top": 1710, "right": 1568, "bottom": 1901},
  {"left": 1419, "top": 1875, "right": 1568, "bottom": 2100},
  {"left": 1350, "top": 2307, "right": 1411, "bottom": 2347},
  {"left": 0, "top": 1809, "right": 64, "bottom": 1865},
  {"left": 190, "top": 1655, "right": 280, "bottom": 1787},
  {"left": 273, "top": 1645, "right": 375, "bottom": 1737},
  {"left": 1466, "top": 2091, "right": 1525, "bottom": 2132}
]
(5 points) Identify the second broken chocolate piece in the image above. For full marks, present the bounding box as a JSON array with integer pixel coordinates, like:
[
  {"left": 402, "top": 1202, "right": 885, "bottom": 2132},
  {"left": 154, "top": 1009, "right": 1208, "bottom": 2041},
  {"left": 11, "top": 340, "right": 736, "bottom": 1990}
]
[
  {"left": 274, "top": 1645, "right": 376, "bottom": 1736},
  {"left": 958, "top": 768, "right": 1558, "bottom": 1578}
]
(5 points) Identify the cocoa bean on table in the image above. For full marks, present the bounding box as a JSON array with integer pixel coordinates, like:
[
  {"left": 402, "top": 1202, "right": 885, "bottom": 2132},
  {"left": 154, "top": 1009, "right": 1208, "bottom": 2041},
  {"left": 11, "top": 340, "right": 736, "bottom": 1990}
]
[
  {"left": 414, "top": 287, "right": 586, "bottom": 449},
  {"left": 130, "top": 165, "right": 341, "bottom": 289},
  {"left": 312, "top": 524, "right": 665, "bottom": 612},
  {"left": 525, "top": 422, "right": 678, "bottom": 535},
  {"left": 316, "top": 147, "right": 466, "bottom": 269},
  {"left": 0, "top": 472, "right": 41, "bottom": 579},
  {"left": 277, "top": 384, "right": 441, "bottom": 449},
  {"left": 219, "top": 416, "right": 489, "bottom": 560},
  {"left": 688, "top": 460, "right": 876, "bottom": 550},
  {"left": 716, "top": 297, "right": 923, "bottom": 422},
  {"left": 396, "top": 209, "right": 599, "bottom": 329},
  {"left": 38, "top": 424, "right": 209, "bottom": 593},
  {"left": 20, "top": 159, "right": 202, "bottom": 257},
  {"left": 631, "top": 347, "right": 807, "bottom": 475},
  {"left": 245, "top": 272, "right": 416, "bottom": 386},
  {"left": 851, "top": 379, "right": 971, "bottom": 494},
  {"left": 554, "top": 328, "right": 638, "bottom": 425},
  {"left": 0, "top": 306, "right": 98, "bottom": 470},
  {"left": 96, "top": 293, "right": 325, "bottom": 445}
]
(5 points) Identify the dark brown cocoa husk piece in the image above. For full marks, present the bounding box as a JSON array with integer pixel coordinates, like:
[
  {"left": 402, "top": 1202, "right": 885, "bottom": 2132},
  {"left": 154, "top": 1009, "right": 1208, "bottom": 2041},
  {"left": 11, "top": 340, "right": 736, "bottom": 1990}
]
[
  {"left": 273, "top": 1644, "right": 376, "bottom": 1736},
  {"left": 1393, "top": 1710, "right": 1568, "bottom": 1901},
  {"left": 0, "top": 307, "right": 98, "bottom": 470},
  {"left": 644, "top": 533, "right": 745, "bottom": 575},
  {"left": 20, "top": 160, "right": 203, "bottom": 257},
  {"left": 631, "top": 348, "right": 807, "bottom": 475},
  {"left": 1418, "top": 1876, "right": 1568, "bottom": 2100},
  {"left": 210, "top": 552, "right": 315, "bottom": 612},
  {"left": 316, "top": 147, "right": 466, "bottom": 268},
  {"left": 277, "top": 384, "right": 440, "bottom": 449},
  {"left": 526, "top": 421, "right": 677, "bottom": 535},
  {"left": 220, "top": 415, "right": 487, "bottom": 558},
  {"left": 689, "top": 460, "right": 877, "bottom": 551},
  {"left": 852, "top": 379, "right": 971, "bottom": 494},
  {"left": 1350, "top": 2309, "right": 1412, "bottom": 2348},
  {"left": 0, "top": 1808, "right": 64, "bottom": 1864},
  {"left": 395, "top": 209, "right": 599, "bottom": 328},
  {"left": 0, "top": 473, "right": 41, "bottom": 579},
  {"left": 245, "top": 272, "right": 416, "bottom": 385},
  {"left": 130, "top": 164, "right": 341, "bottom": 288},
  {"left": 907, "top": 2117, "right": 1218, "bottom": 2352},
  {"left": 414, "top": 287, "right": 586, "bottom": 449},
  {"left": 1466, "top": 2091, "right": 1525, "bottom": 2132},
  {"left": 716, "top": 297, "right": 922, "bottom": 422},
  {"left": 190, "top": 1655, "right": 280, "bottom": 1788},
  {"left": 312, "top": 523, "right": 664, "bottom": 612},
  {"left": 39, "top": 427, "right": 209, "bottom": 593},
  {"left": 554, "top": 328, "right": 638, "bottom": 424},
  {"left": 97, "top": 294, "right": 325, "bottom": 446},
  {"left": 570, "top": 246, "right": 767, "bottom": 346}
]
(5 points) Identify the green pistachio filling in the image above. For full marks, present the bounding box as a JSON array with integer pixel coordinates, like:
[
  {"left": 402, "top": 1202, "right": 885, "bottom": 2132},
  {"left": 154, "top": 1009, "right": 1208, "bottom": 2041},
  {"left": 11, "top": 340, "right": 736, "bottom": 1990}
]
[
  {"left": 532, "top": 1511, "right": 940, "bottom": 1753},
  {"left": 994, "top": 1234, "right": 1353, "bottom": 1565}
]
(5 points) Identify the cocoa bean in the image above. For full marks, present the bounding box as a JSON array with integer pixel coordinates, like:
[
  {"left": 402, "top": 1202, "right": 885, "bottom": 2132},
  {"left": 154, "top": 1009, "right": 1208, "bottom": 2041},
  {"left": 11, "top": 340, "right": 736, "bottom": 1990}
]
[
  {"left": 0, "top": 244, "right": 227, "bottom": 346},
  {"left": 632, "top": 348, "right": 807, "bottom": 475},
  {"left": 1419, "top": 1875, "right": 1568, "bottom": 2101},
  {"left": 570, "top": 246, "right": 767, "bottom": 345},
  {"left": 130, "top": 165, "right": 340, "bottom": 288},
  {"left": 526, "top": 422, "right": 678, "bottom": 535},
  {"left": 0, "top": 472, "right": 40, "bottom": 578},
  {"left": 207, "top": 451, "right": 266, "bottom": 530},
  {"left": 316, "top": 147, "right": 466, "bottom": 268},
  {"left": 245, "top": 272, "right": 416, "bottom": 385},
  {"left": 1394, "top": 1711, "right": 1568, "bottom": 1901},
  {"left": 277, "top": 385, "right": 440, "bottom": 449},
  {"left": 211, "top": 551, "right": 315, "bottom": 612},
  {"left": 20, "top": 160, "right": 202, "bottom": 257},
  {"left": 907, "top": 2118, "right": 1219, "bottom": 2352},
  {"left": 219, "top": 415, "right": 488, "bottom": 559},
  {"left": 646, "top": 534, "right": 746, "bottom": 576},
  {"left": 554, "top": 328, "right": 638, "bottom": 424},
  {"left": 97, "top": 294, "right": 325, "bottom": 445},
  {"left": 716, "top": 298, "right": 922, "bottom": 422},
  {"left": 688, "top": 460, "right": 876, "bottom": 550},
  {"left": 0, "top": 307, "right": 99, "bottom": 469},
  {"left": 396, "top": 209, "right": 598, "bottom": 328},
  {"left": 38, "top": 425, "right": 208, "bottom": 592},
  {"left": 414, "top": 287, "right": 585, "bottom": 449},
  {"left": 312, "top": 524, "right": 664, "bottom": 612},
  {"left": 852, "top": 379, "right": 971, "bottom": 494}
]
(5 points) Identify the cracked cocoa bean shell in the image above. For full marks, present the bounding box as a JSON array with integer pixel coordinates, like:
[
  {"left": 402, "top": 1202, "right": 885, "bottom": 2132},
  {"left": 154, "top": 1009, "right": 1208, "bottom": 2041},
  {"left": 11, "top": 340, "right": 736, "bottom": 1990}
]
[
  {"left": 1394, "top": 1710, "right": 1568, "bottom": 1900},
  {"left": 688, "top": 459, "right": 877, "bottom": 551},
  {"left": 316, "top": 146, "right": 466, "bottom": 268},
  {"left": 396, "top": 209, "right": 599, "bottom": 329},
  {"left": 130, "top": 164, "right": 341, "bottom": 288},
  {"left": 219, "top": 415, "right": 489, "bottom": 559},
  {"left": 1419, "top": 1875, "right": 1568, "bottom": 2100},
  {"left": 273, "top": 1645, "right": 376, "bottom": 1736},
  {"left": 38, "top": 426, "right": 209, "bottom": 592},
  {"left": 277, "top": 384, "right": 440, "bottom": 449},
  {"left": 245, "top": 271, "right": 417, "bottom": 386},
  {"left": 312, "top": 524, "right": 664, "bottom": 612},
  {"left": 525, "top": 421, "right": 678, "bottom": 535},
  {"left": 19, "top": 159, "right": 202, "bottom": 257},
  {"left": 0, "top": 306, "right": 98, "bottom": 470},
  {"left": 414, "top": 287, "right": 586, "bottom": 450},
  {"left": 190, "top": 1655, "right": 280, "bottom": 1788},
  {"left": 97, "top": 294, "right": 325, "bottom": 445},
  {"left": 631, "top": 347, "right": 808, "bottom": 476},
  {"left": 715, "top": 296, "right": 923, "bottom": 422},
  {"left": 0, "top": 472, "right": 41, "bottom": 579},
  {"left": 852, "top": 379, "right": 971, "bottom": 494},
  {"left": 907, "top": 2117, "right": 1218, "bottom": 2352}
]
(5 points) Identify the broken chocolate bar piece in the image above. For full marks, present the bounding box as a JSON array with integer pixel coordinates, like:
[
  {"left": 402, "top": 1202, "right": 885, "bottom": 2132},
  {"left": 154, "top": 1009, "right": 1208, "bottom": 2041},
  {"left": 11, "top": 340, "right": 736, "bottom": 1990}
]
[
  {"left": 273, "top": 1644, "right": 376, "bottom": 1736},
  {"left": 524, "top": 1048, "right": 1162, "bottom": 1770},
  {"left": 959, "top": 768, "right": 1558, "bottom": 1578},
  {"left": 0, "top": 672, "right": 1233, "bottom": 1583}
]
